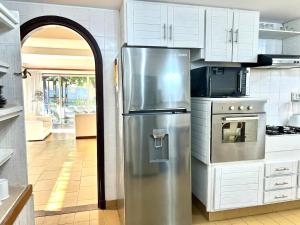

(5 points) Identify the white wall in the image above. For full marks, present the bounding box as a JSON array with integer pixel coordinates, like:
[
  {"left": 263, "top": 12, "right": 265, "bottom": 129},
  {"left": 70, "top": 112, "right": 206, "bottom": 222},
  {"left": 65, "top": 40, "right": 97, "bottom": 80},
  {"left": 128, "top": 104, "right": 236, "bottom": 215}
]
[
  {"left": 249, "top": 68, "right": 300, "bottom": 126},
  {"left": 0, "top": 0, "right": 119, "bottom": 200}
]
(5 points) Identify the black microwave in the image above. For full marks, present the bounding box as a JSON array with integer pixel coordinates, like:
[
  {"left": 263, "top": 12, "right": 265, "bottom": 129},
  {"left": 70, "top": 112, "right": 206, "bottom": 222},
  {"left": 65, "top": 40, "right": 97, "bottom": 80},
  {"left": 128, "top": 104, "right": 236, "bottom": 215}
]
[{"left": 191, "top": 67, "right": 249, "bottom": 97}]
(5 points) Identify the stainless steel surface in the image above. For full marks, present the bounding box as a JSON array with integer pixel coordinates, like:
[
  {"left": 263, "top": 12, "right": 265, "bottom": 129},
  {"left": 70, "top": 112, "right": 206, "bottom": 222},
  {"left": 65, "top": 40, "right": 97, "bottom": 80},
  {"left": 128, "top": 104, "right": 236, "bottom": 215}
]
[
  {"left": 124, "top": 113, "right": 191, "bottom": 225},
  {"left": 117, "top": 47, "right": 191, "bottom": 225},
  {"left": 211, "top": 100, "right": 266, "bottom": 163},
  {"left": 163, "top": 24, "right": 166, "bottom": 40},
  {"left": 212, "top": 100, "right": 266, "bottom": 114},
  {"left": 169, "top": 25, "right": 172, "bottom": 40},
  {"left": 122, "top": 47, "right": 190, "bottom": 113}
]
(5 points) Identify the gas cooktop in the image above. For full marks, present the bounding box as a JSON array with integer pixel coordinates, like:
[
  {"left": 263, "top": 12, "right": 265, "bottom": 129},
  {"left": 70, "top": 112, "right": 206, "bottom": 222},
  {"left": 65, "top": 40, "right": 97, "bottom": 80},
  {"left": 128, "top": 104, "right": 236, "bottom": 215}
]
[{"left": 266, "top": 125, "right": 300, "bottom": 136}]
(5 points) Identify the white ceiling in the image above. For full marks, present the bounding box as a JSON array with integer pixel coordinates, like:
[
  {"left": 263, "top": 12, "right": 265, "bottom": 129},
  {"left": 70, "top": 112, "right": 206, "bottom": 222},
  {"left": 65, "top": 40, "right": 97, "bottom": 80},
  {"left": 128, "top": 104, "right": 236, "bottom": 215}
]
[
  {"left": 21, "top": 25, "right": 95, "bottom": 71},
  {"left": 10, "top": 0, "right": 300, "bottom": 22}
]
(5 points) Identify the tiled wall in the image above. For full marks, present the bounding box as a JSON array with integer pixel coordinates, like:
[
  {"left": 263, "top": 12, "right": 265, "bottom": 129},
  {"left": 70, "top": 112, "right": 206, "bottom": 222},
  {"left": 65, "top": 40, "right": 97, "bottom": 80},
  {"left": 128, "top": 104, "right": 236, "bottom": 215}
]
[
  {"left": 1, "top": 0, "right": 119, "bottom": 200},
  {"left": 249, "top": 68, "right": 300, "bottom": 126}
]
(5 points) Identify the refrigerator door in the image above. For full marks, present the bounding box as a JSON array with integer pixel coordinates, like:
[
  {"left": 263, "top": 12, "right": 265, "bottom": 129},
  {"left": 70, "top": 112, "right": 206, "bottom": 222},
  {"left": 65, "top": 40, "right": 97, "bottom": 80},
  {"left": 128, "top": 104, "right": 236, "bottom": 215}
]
[
  {"left": 122, "top": 47, "right": 190, "bottom": 113},
  {"left": 124, "top": 113, "right": 191, "bottom": 225}
]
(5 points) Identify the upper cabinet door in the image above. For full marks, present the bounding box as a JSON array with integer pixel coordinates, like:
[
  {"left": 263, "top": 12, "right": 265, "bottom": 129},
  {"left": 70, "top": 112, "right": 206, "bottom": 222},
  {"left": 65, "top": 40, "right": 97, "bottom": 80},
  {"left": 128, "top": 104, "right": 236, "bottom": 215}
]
[
  {"left": 232, "top": 10, "right": 259, "bottom": 63},
  {"left": 167, "top": 5, "right": 205, "bottom": 48},
  {"left": 205, "top": 8, "right": 234, "bottom": 62},
  {"left": 127, "top": 1, "right": 168, "bottom": 47}
]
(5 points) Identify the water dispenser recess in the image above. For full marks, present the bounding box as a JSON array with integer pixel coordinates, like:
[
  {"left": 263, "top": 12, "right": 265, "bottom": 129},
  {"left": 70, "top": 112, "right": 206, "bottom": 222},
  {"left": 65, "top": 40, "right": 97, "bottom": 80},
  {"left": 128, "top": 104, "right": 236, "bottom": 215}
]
[{"left": 150, "top": 129, "right": 169, "bottom": 162}]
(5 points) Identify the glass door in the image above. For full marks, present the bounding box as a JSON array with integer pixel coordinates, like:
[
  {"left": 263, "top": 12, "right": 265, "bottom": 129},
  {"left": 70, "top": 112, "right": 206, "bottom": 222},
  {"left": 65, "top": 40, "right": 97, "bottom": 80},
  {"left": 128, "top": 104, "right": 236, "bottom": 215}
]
[{"left": 43, "top": 75, "right": 96, "bottom": 128}]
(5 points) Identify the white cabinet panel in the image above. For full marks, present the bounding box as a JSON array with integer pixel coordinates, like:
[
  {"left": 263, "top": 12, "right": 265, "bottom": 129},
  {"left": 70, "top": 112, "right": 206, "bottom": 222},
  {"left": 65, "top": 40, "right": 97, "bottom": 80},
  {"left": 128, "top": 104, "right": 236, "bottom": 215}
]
[
  {"left": 232, "top": 10, "right": 259, "bottom": 62},
  {"left": 214, "top": 163, "right": 264, "bottom": 210},
  {"left": 205, "top": 8, "right": 233, "bottom": 62},
  {"left": 168, "top": 5, "right": 204, "bottom": 48},
  {"left": 264, "top": 188, "right": 296, "bottom": 204},
  {"left": 265, "top": 175, "right": 297, "bottom": 191},
  {"left": 127, "top": 1, "right": 167, "bottom": 47},
  {"left": 265, "top": 161, "right": 298, "bottom": 177}
]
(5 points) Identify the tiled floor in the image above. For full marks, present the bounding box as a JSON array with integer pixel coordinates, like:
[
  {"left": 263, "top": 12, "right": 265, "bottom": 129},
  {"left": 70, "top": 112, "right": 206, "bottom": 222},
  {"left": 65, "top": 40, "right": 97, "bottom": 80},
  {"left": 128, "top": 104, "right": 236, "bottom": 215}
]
[
  {"left": 35, "top": 205, "right": 300, "bottom": 225},
  {"left": 27, "top": 133, "right": 98, "bottom": 211}
]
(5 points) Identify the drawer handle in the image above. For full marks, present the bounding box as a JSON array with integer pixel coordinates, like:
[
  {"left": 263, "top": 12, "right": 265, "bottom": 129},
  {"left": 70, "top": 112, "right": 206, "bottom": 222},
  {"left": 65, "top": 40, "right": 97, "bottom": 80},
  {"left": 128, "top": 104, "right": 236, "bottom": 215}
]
[
  {"left": 274, "top": 195, "right": 288, "bottom": 199},
  {"left": 275, "top": 168, "right": 290, "bottom": 172},
  {"left": 275, "top": 182, "right": 289, "bottom": 186}
]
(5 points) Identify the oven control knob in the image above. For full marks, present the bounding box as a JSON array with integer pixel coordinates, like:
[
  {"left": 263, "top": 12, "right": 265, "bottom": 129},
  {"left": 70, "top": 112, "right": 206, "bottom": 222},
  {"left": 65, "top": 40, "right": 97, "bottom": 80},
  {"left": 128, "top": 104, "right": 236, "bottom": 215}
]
[
  {"left": 238, "top": 106, "right": 245, "bottom": 110},
  {"left": 248, "top": 106, "right": 253, "bottom": 110},
  {"left": 229, "top": 106, "right": 235, "bottom": 111}
]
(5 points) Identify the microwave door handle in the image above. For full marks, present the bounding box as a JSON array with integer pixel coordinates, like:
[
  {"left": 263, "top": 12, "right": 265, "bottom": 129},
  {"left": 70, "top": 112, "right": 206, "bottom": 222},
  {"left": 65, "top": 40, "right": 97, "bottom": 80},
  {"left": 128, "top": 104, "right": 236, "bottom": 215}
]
[
  {"left": 238, "top": 72, "right": 242, "bottom": 93},
  {"left": 224, "top": 116, "right": 259, "bottom": 121}
]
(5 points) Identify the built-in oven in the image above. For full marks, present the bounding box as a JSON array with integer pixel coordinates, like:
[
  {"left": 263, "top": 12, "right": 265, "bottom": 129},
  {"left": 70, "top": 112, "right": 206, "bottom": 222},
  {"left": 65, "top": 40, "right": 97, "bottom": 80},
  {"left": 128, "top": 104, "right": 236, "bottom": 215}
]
[
  {"left": 191, "top": 66, "right": 249, "bottom": 97},
  {"left": 211, "top": 100, "right": 266, "bottom": 163}
]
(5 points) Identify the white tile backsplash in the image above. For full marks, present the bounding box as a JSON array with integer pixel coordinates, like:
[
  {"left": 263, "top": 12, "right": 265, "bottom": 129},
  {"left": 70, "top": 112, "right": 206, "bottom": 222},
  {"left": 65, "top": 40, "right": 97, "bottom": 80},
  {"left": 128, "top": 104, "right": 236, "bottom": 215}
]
[
  {"left": 250, "top": 68, "right": 300, "bottom": 125},
  {"left": 1, "top": 0, "right": 120, "bottom": 201}
]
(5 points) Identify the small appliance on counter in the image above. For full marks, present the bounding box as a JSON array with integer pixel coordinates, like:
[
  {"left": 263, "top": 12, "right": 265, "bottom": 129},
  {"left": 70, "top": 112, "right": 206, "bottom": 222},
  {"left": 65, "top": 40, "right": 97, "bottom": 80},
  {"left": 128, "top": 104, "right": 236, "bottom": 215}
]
[
  {"left": 0, "top": 86, "right": 7, "bottom": 108},
  {"left": 191, "top": 66, "right": 249, "bottom": 97}
]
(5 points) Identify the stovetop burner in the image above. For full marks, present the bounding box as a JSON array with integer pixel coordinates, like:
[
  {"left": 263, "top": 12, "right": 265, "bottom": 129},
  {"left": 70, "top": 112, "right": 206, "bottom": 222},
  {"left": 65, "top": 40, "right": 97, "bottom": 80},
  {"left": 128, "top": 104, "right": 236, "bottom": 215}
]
[{"left": 266, "top": 125, "right": 300, "bottom": 136}]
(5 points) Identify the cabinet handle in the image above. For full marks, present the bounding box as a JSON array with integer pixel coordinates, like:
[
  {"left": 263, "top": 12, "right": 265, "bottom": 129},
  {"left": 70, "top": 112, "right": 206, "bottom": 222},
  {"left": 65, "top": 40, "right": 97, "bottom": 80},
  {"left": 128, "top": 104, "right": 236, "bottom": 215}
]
[
  {"left": 169, "top": 25, "right": 172, "bottom": 40},
  {"left": 274, "top": 195, "right": 288, "bottom": 199},
  {"left": 275, "top": 168, "right": 289, "bottom": 172},
  {"left": 275, "top": 182, "right": 289, "bottom": 186},
  {"left": 235, "top": 29, "right": 239, "bottom": 43},
  {"left": 228, "top": 28, "right": 233, "bottom": 43},
  {"left": 163, "top": 24, "right": 166, "bottom": 40}
]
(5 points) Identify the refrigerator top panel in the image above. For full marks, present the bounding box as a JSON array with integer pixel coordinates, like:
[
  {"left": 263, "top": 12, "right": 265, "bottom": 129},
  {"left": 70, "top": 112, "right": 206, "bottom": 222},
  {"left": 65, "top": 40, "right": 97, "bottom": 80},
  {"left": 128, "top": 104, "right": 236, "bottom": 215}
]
[{"left": 122, "top": 47, "right": 191, "bottom": 113}]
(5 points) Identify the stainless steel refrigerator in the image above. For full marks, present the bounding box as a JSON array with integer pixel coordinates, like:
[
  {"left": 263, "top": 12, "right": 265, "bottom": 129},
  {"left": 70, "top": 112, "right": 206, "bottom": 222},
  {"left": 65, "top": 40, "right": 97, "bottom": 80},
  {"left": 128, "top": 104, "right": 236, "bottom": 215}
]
[{"left": 115, "top": 47, "right": 191, "bottom": 225}]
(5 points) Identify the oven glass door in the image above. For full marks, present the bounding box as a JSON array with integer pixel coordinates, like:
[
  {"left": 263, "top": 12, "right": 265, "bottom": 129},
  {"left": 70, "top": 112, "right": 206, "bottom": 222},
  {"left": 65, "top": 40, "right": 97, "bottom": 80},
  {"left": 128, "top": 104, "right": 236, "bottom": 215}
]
[
  {"left": 211, "top": 114, "right": 266, "bottom": 163},
  {"left": 222, "top": 116, "right": 259, "bottom": 143}
]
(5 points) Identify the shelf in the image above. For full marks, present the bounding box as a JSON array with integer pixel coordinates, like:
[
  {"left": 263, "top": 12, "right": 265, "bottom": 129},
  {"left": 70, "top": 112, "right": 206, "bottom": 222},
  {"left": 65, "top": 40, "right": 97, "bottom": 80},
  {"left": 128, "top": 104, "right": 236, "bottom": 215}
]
[
  {"left": 0, "top": 105, "right": 23, "bottom": 122},
  {"left": 0, "top": 3, "right": 18, "bottom": 30},
  {"left": 0, "top": 61, "right": 9, "bottom": 74},
  {"left": 0, "top": 185, "right": 32, "bottom": 224},
  {"left": 0, "top": 149, "right": 13, "bottom": 167},
  {"left": 259, "top": 29, "right": 300, "bottom": 40}
]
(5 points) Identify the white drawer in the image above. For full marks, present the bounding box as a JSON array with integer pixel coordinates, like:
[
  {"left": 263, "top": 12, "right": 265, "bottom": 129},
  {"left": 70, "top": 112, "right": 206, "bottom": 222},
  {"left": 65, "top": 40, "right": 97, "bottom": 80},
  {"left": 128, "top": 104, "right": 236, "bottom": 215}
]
[
  {"left": 265, "top": 175, "right": 297, "bottom": 191},
  {"left": 264, "top": 188, "right": 296, "bottom": 204},
  {"left": 265, "top": 161, "right": 298, "bottom": 177}
]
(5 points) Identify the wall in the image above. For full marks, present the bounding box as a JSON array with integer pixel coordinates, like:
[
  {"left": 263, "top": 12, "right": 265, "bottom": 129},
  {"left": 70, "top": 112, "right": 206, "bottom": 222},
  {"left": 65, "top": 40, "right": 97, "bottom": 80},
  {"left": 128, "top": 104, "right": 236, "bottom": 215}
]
[
  {"left": 249, "top": 68, "right": 300, "bottom": 126},
  {"left": 1, "top": 0, "right": 119, "bottom": 200}
]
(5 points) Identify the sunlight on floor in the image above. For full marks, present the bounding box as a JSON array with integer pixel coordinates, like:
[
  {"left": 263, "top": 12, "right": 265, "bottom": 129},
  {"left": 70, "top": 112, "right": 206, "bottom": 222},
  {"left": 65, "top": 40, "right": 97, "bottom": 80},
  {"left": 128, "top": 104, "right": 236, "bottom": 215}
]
[{"left": 27, "top": 133, "right": 98, "bottom": 211}]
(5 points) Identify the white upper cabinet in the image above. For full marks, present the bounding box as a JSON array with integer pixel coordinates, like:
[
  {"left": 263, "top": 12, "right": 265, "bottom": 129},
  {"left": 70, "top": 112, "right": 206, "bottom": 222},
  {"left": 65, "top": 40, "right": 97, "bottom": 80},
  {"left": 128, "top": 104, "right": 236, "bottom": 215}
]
[
  {"left": 205, "top": 7, "right": 259, "bottom": 62},
  {"left": 205, "top": 8, "right": 233, "bottom": 62},
  {"left": 167, "top": 5, "right": 205, "bottom": 48},
  {"left": 127, "top": 1, "right": 167, "bottom": 47},
  {"left": 232, "top": 10, "right": 259, "bottom": 63},
  {"left": 126, "top": 1, "right": 205, "bottom": 48}
]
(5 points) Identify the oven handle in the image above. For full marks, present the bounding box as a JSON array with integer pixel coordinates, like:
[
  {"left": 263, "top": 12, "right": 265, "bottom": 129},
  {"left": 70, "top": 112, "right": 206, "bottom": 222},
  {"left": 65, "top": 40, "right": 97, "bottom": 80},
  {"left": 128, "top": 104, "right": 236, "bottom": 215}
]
[{"left": 223, "top": 116, "right": 259, "bottom": 121}]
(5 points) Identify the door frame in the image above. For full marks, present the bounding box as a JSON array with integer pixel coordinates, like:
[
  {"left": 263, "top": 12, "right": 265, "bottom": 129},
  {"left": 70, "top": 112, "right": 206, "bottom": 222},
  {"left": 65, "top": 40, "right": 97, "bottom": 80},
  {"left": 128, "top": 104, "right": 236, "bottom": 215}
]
[{"left": 20, "top": 16, "right": 106, "bottom": 209}]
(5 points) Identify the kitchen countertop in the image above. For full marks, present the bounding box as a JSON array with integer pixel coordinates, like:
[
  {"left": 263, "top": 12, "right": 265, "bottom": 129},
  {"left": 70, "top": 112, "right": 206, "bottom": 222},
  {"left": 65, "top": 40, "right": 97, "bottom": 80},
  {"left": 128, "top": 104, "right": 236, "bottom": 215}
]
[{"left": 0, "top": 185, "right": 32, "bottom": 225}]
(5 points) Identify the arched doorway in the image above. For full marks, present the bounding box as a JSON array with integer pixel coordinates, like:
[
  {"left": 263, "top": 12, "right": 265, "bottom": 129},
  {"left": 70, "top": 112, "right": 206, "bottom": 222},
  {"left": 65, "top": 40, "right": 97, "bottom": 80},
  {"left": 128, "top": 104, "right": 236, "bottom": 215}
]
[{"left": 20, "top": 16, "right": 105, "bottom": 209}]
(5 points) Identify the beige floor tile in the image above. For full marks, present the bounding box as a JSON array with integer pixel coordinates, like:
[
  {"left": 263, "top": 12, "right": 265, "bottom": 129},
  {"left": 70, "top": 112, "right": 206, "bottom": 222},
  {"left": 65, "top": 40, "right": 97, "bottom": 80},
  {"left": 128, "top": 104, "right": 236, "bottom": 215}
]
[
  {"left": 27, "top": 134, "right": 97, "bottom": 211},
  {"left": 58, "top": 213, "right": 75, "bottom": 224},
  {"left": 74, "top": 211, "right": 90, "bottom": 222}
]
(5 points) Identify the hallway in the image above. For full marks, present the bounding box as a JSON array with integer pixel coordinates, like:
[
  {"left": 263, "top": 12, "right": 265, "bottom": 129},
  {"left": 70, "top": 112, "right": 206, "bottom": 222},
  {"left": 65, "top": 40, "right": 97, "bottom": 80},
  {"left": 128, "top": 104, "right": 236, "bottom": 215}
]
[{"left": 27, "top": 133, "right": 98, "bottom": 212}]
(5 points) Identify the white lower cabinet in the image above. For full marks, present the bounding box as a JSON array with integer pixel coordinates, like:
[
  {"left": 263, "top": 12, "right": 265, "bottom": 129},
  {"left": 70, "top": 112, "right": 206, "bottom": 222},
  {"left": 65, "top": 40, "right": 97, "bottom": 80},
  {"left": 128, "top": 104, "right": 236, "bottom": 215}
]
[
  {"left": 265, "top": 175, "right": 297, "bottom": 191},
  {"left": 264, "top": 161, "right": 298, "bottom": 204},
  {"left": 213, "top": 163, "right": 264, "bottom": 210},
  {"left": 264, "top": 188, "right": 296, "bottom": 204}
]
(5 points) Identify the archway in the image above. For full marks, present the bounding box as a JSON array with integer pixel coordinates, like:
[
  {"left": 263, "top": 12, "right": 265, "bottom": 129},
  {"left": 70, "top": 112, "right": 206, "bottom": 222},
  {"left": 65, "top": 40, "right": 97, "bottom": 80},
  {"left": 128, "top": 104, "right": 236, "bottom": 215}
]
[{"left": 20, "top": 16, "right": 105, "bottom": 209}]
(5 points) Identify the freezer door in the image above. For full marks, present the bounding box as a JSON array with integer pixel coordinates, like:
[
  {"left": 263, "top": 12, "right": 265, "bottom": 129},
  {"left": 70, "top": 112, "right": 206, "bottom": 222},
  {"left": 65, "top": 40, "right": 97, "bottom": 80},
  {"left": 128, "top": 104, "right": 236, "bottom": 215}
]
[
  {"left": 122, "top": 47, "right": 190, "bottom": 113},
  {"left": 124, "top": 113, "right": 191, "bottom": 225}
]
